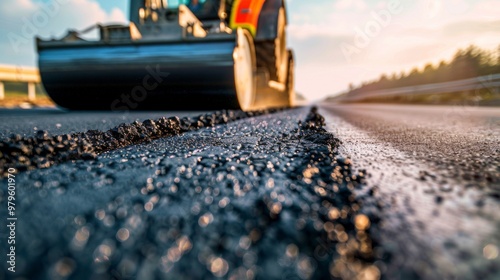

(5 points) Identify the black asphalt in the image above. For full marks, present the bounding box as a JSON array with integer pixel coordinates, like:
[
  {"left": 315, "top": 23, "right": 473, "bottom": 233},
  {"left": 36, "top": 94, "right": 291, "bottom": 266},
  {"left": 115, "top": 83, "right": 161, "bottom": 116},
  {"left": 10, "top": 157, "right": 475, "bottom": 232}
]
[
  {"left": 0, "top": 108, "right": 205, "bottom": 140},
  {"left": 1, "top": 104, "right": 498, "bottom": 280},
  {"left": 0, "top": 107, "right": 381, "bottom": 279},
  {"left": 321, "top": 103, "right": 500, "bottom": 279}
]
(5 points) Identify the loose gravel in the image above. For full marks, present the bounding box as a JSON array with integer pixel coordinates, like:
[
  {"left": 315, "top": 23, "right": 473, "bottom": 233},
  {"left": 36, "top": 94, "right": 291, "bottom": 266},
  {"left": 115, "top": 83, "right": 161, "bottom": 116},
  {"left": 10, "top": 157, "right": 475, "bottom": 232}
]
[
  {"left": 0, "top": 109, "right": 284, "bottom": 176},
  {"left": 1, "top": 107, "right": 384, "bottom": 279}
]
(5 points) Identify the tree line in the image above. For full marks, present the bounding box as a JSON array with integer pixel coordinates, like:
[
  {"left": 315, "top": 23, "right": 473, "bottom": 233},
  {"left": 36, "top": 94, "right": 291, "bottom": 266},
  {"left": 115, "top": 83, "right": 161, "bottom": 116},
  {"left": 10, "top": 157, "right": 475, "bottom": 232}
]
[{"left": 346, "top": 45, "right": 500, "bottom": 95}]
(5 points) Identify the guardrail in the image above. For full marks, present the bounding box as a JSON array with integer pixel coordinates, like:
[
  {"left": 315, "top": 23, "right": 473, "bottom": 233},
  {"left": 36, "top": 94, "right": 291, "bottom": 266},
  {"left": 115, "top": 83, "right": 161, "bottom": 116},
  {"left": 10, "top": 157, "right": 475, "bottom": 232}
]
[
  {"left": 0, "top": 65, "right": 41, "bottom": 101},
  {"left": 338, "top": 74, "right": 500, "bottom": 102}
]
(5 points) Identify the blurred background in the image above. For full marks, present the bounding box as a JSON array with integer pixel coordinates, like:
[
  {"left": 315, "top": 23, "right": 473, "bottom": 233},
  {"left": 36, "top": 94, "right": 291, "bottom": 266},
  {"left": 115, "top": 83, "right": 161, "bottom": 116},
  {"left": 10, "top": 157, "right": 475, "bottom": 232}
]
[{"left": 0, "top": 0, "right": 499, "bottom": 106}]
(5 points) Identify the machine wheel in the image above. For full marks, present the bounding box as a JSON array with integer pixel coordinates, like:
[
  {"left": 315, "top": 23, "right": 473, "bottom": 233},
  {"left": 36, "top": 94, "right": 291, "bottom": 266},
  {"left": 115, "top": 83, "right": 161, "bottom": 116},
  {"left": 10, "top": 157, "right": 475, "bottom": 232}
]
[
  {"left": 286, "top": 50, "right": 295, "bottom": 107},
  {"left": 234, "top": 28, "right": 257, "bottom": 111},
  {"left": 255, "top": 7, "right": 287, "bottom": 83}
]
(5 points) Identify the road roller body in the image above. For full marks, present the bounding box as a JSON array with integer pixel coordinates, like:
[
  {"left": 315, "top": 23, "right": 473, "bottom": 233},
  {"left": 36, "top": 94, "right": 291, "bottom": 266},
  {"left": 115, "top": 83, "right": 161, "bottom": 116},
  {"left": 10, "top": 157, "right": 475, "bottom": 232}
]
[{"left": 36, "top": 0, "right": 295, "bottom": 111}]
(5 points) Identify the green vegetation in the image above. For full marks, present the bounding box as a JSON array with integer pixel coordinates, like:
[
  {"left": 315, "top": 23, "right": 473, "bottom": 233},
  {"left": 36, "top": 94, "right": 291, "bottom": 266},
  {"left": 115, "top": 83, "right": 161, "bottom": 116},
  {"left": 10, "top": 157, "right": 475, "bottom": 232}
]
[{"left": 346, "top": 45, "right": 500, "bottom": 95}]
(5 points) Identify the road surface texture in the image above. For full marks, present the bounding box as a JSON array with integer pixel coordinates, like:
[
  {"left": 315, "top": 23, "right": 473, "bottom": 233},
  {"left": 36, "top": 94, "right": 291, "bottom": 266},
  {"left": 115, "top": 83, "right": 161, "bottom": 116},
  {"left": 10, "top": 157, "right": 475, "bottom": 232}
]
[
  {"left": 321, "top": 103, "right": 499, "bottom": 279},
  {"left": 1, "top": 107, "right": 383, "bottom": 280},
  {"left": 0, "top": 104, "right": 498, "bottom": 279},
  {"left": 0, "top": 109, "right": 205, "bottom": 140}
]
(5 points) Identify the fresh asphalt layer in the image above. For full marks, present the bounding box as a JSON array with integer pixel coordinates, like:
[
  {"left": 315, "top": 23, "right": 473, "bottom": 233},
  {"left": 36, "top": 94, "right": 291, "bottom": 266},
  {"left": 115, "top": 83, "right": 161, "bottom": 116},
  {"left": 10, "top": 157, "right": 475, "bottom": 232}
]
[
  {"left": 1, "top": 107, "right": 381, "bottom": 279},
  {"left": 0, "top": 104, "right": 498, "bottom": 279},
  {"left": 0, "top": 108, "right": 206, "bottom": 140}
]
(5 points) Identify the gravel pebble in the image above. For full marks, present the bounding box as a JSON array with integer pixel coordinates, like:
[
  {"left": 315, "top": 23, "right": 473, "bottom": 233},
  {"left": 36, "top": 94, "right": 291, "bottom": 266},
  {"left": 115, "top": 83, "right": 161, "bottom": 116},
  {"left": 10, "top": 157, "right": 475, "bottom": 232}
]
[{"left": 0, "top": 109, "right": 285, "bottom": 176}]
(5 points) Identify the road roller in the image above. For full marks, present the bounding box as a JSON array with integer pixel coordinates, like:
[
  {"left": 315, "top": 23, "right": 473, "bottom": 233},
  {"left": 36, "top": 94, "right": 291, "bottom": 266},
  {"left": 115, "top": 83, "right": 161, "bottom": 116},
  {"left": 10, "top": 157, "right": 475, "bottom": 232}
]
[{"left": 36, "top": 0, "right": 295, "bottom": 111}]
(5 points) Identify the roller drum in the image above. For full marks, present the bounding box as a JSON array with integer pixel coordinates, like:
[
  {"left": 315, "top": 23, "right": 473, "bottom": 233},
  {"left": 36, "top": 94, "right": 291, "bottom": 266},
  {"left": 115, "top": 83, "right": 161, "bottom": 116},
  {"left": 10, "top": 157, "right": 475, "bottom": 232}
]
[{"left": 38, "top": 39, "right": 240, "bottom": 110}]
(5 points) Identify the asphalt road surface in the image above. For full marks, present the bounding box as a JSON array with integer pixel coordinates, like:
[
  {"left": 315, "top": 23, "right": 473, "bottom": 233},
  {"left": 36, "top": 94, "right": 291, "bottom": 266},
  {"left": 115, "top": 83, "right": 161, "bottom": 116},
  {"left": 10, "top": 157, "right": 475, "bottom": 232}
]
[
  {"left": 321, "top": 103, "right": 499, "bottom": 279},
  {"left": 0, "top": 108, "right": 205, "bottom": 140},
  {"left": 0, "top": 104, "right": 499, "bottom": 279}
]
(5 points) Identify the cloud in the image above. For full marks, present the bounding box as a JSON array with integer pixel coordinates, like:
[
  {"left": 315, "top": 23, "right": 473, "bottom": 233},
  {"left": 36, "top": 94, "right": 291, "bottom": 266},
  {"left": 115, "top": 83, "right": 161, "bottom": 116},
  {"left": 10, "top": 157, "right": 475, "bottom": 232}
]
[
  {"left": 2, "top": 0, "right": 500, "bottom": 102},
  {"left": 0, "top": 0, "right": 127, "bottom": 66},
  {"left": 291, "top": 34, "right": 352, "bottom": 67},
  {"left": 443, "top": 20, "right": 500, "bottom": 37},
  {"left": 378, "top": 18, "right": 500, "bottom": 68},
  {"left": 285, "top": 0, "right": 500, "bottom": 100},
  {"left": 334, "top": 0, "right": 368, "bottom": 11},
  {"left": 109, "top": 7, "right": 127, "bottom": 22}
]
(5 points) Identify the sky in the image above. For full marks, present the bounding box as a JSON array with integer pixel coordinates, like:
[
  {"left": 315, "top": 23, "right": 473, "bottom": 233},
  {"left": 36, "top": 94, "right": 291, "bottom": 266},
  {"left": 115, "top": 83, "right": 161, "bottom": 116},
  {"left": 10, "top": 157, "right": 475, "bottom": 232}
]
[{"left": 1, "top": 0, "right": 500, "bottom": 101}]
